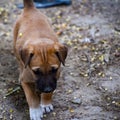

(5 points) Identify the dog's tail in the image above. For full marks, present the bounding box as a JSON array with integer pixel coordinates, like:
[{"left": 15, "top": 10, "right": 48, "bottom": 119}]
[{"left": 23, "top": 0, "right": 34, "bottom": 9}]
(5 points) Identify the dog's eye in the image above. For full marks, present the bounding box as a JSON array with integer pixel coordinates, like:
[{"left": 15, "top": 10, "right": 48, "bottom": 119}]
[
  {"left": 32, "top": 68, "right": 42, "bottom": 75},
  {"left": 50, "top": 67, "right": 58, "bottom": 73}
]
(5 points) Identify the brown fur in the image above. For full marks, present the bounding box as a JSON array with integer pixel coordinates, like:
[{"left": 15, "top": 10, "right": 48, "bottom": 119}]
[{"left": 13, "top": 0, "right": 67, "bottom": 114}]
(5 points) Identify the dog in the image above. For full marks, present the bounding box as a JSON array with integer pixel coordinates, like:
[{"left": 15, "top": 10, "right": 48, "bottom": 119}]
[{"left": 13, "top": 0, "right": 68, "bottom": 120}]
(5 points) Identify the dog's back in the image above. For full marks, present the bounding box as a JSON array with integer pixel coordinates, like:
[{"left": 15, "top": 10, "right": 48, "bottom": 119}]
[
  {"left": 14, "top": 0, "right": 57, "bottom": 46},
  {"left": 14, "top": 0, "right": 58, "bottom": 58}
]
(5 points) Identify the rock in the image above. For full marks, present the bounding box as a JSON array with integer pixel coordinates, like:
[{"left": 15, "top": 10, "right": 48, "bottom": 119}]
[
  {"left": 71, "top": 118, "right": 79, "bottom": 120},
  {"left": 0, "top": 114, "right": 3, "bottom": 119},
  {"left": 71, "top": 97, "right": 82, "bottom": 105}
]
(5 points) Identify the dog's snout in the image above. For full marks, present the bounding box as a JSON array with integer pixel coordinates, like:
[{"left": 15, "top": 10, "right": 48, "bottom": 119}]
[
  {"left": 43, "top": 87, "right": 53, "bottom": 93},
  {"left": 35, "top": 74, "right": 57, "bottom": 93}
]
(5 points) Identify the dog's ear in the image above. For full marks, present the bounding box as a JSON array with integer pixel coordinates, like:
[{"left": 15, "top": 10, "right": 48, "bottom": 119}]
[
  {"left": 55, "top": 44, "right": 68, "bottom": 66},
  {"left": 19, "top": 48, "right": 34, "bottom": 68}
]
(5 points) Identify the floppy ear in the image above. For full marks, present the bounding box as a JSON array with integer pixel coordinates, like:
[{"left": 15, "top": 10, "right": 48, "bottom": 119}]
[
  {"left": 19, "top": 48, "right": 34, "bottom": 68},
  {"left": 55, "top": 44, "right": 68, "bottom": 66}
]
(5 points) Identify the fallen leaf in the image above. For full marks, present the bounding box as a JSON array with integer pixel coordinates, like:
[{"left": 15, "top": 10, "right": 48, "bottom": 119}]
[
  {"left": 99, "top": 55, "right": 104, "bottom": 61},
  {"left": 69, "top": 108, "right": 74, "bottom": 113}
]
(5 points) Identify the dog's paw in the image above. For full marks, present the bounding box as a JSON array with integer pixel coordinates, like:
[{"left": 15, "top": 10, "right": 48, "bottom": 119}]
[
  {"left": 40, "top": 104, "right": 53, "bottom": 113},
  {"left": 29, "top": 107, "right": 43, "bottom": 120}
]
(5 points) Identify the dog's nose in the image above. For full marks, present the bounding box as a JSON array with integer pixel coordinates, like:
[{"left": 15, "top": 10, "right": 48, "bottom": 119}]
[{"left": 43, "top": 87, "right": 53, "bottom": 93}]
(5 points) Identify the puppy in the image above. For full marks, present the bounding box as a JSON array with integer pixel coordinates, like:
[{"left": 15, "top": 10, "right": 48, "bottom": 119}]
[{"left": 13, "top": 0, "right": 68, "bottom": 120}]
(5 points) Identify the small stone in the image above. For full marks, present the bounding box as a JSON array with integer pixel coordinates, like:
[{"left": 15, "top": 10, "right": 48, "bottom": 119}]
[
  {"left": 4, "top": 19, "right": 8, "bottom": 24},
  {"left": 68, "top": 89, "right": 73, "bottom": 93},
  {"left": 105, "top": 88, "right": 108, "bottom": 91},
  {"left": 10, "top": 114, "right": 13, "bottom": 119},
  {"left": 114, "top": 116, "right": 118, "bottom": 120},
  {"left": 107, "top": 97, "right": 110, "bottom": 101},
  {"left": 84, "top": 106, "right": 90, "bottom": 110},
  {"left": 81, "top": 37, "right": 91, "bottom": 43},
  {"left": 110, "top": 76, "right": 112, "bottom": 80},
  {"left": 102, "top": 73, "right": 105, "bottom": 77},
  {"left": 71, "top": 119, "right": 79, "bottom": 120},
  {"left": 52, "top": 112, "right": 56, "bottom": 117},
  {"left": 86, "top": 83, "right": 90, "bottom": 86},
  {"left": 0, "top": 115, "right": 3, "bottom": 119},
  {"left": 3, "top": 96, "right": 6, "bottom": 99},
  {"left": 71, "top": 97, "right": 82, "bottom": 105},
  {"left": 112, "top": 101, "right": 116, "bottom": 104},
  {"left": 84, "top": 73, "right": 88, "bottom": 77},
  {"left": 106, "top": 103, "right": 110, "bottom": 106},
  {"left": 61, "top": 23, "right": 67, "bottom": 28}
]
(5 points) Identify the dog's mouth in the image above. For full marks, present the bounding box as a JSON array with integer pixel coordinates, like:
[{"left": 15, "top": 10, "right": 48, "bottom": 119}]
[
  {"left": 35, "top": 85, "right": 56, "bottom": 93},
  {"left": 41, "top": 86, "right": 55, "bottom": 93}
]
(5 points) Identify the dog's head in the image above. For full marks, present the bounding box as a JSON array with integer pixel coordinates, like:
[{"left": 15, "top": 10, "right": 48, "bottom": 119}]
[{"left": 19, "top": 40, "right": 68, "bottom": 93}]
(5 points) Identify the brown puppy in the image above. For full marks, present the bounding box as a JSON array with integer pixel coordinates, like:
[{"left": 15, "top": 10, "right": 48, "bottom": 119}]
[{"left": 13, "top": 0, "right": 68, "bottom": 120}]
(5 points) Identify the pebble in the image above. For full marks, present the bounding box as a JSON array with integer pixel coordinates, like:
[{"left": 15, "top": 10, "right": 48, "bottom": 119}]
[
  {"left": 71, "top": 97, "right": 82, "bottom": 105},
  {"left": 10, "top": 114, "right": 13, "bottom": 119},
  {"left": 0, "top": 115, "right": 3, "bottom": 119},
  {"left": 81, "top": 37, "right": 91, "bottom": 43},
  {"left": 52, "top": 112, "right": 56, "bottom": 117},
  {"left": 71, "top": 119, "right": 79, "bottom": 120}
]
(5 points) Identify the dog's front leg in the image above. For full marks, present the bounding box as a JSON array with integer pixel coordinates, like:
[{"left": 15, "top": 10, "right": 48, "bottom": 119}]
[
  {"left": 21, "top": 82, "right": 43, "bottom": 120},
  {"left": 40, "top": 93, "right": 54, "bottom": 113}
]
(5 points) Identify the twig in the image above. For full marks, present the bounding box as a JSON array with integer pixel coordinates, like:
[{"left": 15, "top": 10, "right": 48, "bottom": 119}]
[
  {"left": 83, "top": 51, "right": 92, "bottom": 80},
  {"left": 5, "top": 86, "right": 21, "bottom": 97}
]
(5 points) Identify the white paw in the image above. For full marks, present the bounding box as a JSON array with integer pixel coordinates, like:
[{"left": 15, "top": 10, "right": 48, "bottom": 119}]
[
  {"left": 40, "top": 104, "right": 53, "bottom": 113},
  {"left": 29, "top": 107, "right": 43, "bottom": 120}
]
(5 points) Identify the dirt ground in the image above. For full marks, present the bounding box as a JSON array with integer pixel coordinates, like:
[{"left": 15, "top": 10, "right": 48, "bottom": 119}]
[{"left": 0, "top": 0, "right": 120, "bottom": 120}]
